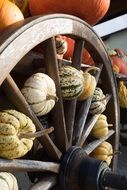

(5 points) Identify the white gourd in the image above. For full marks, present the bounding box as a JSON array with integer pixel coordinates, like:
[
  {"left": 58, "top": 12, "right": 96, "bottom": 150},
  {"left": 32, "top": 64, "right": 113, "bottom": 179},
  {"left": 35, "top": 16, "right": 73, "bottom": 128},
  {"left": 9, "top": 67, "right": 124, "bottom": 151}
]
[
  {"left": 21, "top": 73, "right": 57, "bottom": 116},
  {"left": 0, "top": 172, "right": 18, "bottom": 190}
]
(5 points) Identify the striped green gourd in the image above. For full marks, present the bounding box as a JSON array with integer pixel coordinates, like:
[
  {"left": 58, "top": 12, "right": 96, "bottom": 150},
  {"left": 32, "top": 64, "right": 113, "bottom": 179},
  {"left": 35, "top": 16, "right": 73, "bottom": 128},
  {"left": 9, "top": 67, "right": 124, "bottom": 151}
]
[
  {"left": 59, "top": 66, "right": 84, "bottom": 100},
  {"left": 90, "top": 87, "right": 106, "bottom": 114}
]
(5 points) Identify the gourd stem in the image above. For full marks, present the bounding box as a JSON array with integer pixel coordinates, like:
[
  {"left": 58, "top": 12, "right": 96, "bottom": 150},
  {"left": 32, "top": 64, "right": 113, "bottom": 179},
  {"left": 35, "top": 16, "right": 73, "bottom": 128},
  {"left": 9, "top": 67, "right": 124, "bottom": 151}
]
[
  {"left": 108, "top": 150, "right": 121, "bottom": 157},
  {"left": 100, "top": 94, "right": 111, "bottom": 103},
  {"left": 19, "top": 127, "right": 54, "bottom": 139},
  {"left": 108, "top": 124, "right": 113, "bottom": 127},
  {"left": 84, "top": 66, "right": 100, "bottom": 73},
  {"left": 46, "top": 94, "right": 58, "bottom": 102}
]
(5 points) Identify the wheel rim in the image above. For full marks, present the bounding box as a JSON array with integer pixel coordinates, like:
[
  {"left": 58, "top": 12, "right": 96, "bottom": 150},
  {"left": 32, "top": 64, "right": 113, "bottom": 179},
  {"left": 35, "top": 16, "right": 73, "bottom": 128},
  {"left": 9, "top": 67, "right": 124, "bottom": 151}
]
[{"left": 0, "top": 14, "right": 119, "bottom": 189}]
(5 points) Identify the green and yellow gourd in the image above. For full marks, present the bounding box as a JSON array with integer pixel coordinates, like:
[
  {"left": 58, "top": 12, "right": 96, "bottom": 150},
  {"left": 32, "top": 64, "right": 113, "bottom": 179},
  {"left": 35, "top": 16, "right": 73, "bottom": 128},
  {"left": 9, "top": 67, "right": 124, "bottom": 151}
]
[
  {"left": 59, "top": 66, "right": 84, "bottom": 100},
  {"left": 0, "top": 172, "right": 18, "bottom": 190},
  {"left": 0, "top": 109, "right": 36, "bottom": 159},
  {"left": 21, "top": 73, "right": 57, "bottom": 116},
  {"left": 91, "top": 114, "right": 109, "bottom": 138},
  {"left": 0, "top": 109, "right": 53, "bottom": 159},
  {"left": 90, "top": 87, "right": 106, "bottom": 114}
]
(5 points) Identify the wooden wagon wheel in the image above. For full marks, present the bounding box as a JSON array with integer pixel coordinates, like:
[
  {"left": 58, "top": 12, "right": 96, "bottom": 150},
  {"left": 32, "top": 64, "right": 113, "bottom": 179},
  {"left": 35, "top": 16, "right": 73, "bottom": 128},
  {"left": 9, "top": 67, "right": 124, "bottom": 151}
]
[{"left": 0, "top": 14, "right": 125, "bottom": 190}]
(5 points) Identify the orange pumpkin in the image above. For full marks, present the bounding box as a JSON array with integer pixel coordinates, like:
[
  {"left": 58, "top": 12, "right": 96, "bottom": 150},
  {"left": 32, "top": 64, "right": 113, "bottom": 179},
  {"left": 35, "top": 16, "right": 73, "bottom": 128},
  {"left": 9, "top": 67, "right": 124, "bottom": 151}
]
[
  {"left": 0, "top": 0, "right": 24, "bottom": 30},
  {"left": 28, "top": 0, "right": 110, "bottom": 25}
]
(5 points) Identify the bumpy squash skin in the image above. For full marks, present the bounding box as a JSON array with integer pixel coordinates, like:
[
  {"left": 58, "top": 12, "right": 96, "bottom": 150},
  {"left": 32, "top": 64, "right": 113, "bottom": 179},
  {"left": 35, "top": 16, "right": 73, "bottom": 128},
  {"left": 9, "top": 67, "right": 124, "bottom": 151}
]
[
  {"left": 0, "top": 109, "right": 36, "bottom": 159},
  {"left": 21, "top": 73, "right": 57, "bottom": 116},
  {"left": 59, "top": 66, "right": 84, "bottom": 100}
]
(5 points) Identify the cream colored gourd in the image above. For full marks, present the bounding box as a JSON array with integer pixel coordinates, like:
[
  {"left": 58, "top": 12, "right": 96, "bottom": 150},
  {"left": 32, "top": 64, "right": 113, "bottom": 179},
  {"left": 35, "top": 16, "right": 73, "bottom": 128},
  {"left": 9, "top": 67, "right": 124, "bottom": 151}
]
[
  {"left": 0, "top": 172, "right": 18, "bottom": 190},
  {"left": 90, "top": 141, "right": 113, "bottom": 166},
  {"left": 21, "top": 73, "right": 57, "bottom": 116},
  {"left": 0, "top": 109, "right": 36, "bottom": 159},
  {"left": 91, "top": 114, "right": 109, "bottom": 138},
  {"left": 79, "top": 67, "right": 98, "bottom": 101}
]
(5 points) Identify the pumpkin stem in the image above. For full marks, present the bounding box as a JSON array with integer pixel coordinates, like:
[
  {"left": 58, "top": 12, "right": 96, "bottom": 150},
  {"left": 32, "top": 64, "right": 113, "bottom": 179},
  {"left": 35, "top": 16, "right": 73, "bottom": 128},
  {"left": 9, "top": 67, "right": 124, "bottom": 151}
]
[
  {"left": 46, "top": 94, "right": 58, "bottom": 102},
  {"left": 19, "top": 127, "right": 54, "bottom": 139},
  {"left": 84, "top": 66, "right": 100, "bottom": 73}
]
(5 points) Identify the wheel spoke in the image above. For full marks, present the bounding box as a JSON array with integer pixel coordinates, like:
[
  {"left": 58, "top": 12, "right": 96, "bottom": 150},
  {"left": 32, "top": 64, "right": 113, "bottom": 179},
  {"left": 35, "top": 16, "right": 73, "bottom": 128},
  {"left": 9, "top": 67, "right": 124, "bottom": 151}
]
[
  {"left": 0, "top": 159, "right": 60, "bottom": 173},
  {"left": 30, "top": 174, "right": 57, "bottom": 190},
  {"left": 64, "top": 39, "right": 85, "bottom": 145},
  {"left": 1, "top": 74, "right": 62, "bottom": 160},
  {"left": 72, "top": 66, "right": 102, "bottom": 145},
  {"left": 42, "top": 37, "right": 68, "bottom": 152},
  {"left": 78, "top": 114, "right": 100, "bottom": 147},
  {"left": 84, "top": 130, "right": 115, "bottom": 155}
]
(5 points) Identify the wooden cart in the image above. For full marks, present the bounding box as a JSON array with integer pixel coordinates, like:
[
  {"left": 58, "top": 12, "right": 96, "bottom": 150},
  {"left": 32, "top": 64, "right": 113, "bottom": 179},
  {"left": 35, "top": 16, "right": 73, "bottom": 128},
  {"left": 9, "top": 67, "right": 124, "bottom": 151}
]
[{"left": 0, "top": 14, "right": 126, "bottom": 190}]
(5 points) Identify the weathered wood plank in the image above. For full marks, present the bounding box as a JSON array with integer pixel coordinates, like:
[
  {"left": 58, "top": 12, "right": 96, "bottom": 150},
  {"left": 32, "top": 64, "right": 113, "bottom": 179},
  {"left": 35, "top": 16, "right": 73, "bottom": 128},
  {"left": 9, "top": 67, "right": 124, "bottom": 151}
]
[{"left": 0, "top": 159, "right": 60, "bottom": 173}]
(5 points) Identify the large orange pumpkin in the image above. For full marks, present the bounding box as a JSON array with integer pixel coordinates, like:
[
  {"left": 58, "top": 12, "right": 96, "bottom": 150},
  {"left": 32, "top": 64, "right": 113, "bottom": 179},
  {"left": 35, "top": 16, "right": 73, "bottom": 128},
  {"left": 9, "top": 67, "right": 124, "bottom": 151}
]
[{"left": 28, "top": 0, "right": 110, "bottom": 25}]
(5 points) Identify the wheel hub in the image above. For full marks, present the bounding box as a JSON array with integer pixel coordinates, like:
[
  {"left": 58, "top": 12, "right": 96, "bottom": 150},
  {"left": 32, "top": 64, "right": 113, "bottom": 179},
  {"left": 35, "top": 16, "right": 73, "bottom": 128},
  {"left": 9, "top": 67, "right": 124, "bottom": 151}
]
[{"left": 59, "top": 146, "right": 127, "bottom": 190}]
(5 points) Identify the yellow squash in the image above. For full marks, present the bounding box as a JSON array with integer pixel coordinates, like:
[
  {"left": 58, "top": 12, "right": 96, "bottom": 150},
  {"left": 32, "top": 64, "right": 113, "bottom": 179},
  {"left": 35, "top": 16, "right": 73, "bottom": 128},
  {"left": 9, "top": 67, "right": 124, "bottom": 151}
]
[
  {"left": 91, "top": 114, "right": 109, "bottom": 138},
  {"left": 90, "top": 141, "right": 113, "bottom": 166}
]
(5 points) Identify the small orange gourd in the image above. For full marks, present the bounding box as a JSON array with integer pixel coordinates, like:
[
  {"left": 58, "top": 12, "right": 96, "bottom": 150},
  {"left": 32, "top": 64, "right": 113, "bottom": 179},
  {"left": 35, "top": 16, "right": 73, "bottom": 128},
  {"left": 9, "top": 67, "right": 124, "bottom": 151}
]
[{"left": 0, "top": 0, "right": 24, "bottom": 30}]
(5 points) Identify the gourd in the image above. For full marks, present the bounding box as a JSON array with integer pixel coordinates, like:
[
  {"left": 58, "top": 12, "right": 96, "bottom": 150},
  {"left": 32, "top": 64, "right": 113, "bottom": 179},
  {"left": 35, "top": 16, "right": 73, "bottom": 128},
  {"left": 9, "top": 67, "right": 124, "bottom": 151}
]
[
  {"left": 109, "top": 48, "right": 127, "bottom": 75},
  {"left": 0, "top": 172, "right": 18, "bottom": 190},
  {"left": 78, "top": 67, "right": 97, "bottom": 101},
  {"left": 21, "top": 73, "right": 58, "bottom": 116},
  {"left": 91, "top": 114, "right": 110, "bottom": 138},
  {"left": 28, "top": 0, "right": 110, "bottom": 26},
  {"left": 0, "top": 0, "right": 24, "bottom": 30},
  {"left": 55, "top": 35, "right": 94, "bottom": 65},
  {"left": 90, "top": 141, "right": 113, "bottom": 166},
  {"left": 55, "top": 35, "right": 68, "bottom": 59},
  {"left": 0, "top": 109, "right": 53, "bottom": 159},
  {"left": 118, "top": 81, "right": 127, "bottom": 108},
  {"left": 59, "top": 66, "right": 84, "bottom": 100},
  {"left": 90, "top": 87, "right": 106, "bottom": 115},
  {"left": 10, "top": 0, "right": 29, "bottom": 17}
]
